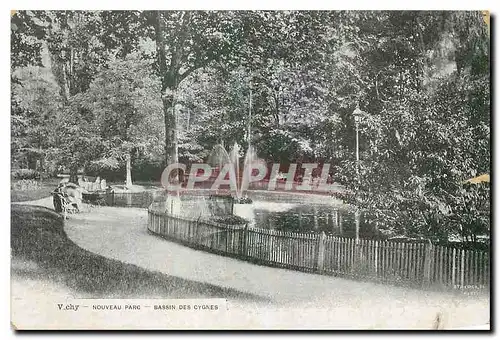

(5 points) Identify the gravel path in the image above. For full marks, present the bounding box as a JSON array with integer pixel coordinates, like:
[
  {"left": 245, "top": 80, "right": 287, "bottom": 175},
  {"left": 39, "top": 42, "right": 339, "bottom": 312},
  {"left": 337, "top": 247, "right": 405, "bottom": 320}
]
[{"left": 13, "top": 197, "right": 490, "bottom": 329}]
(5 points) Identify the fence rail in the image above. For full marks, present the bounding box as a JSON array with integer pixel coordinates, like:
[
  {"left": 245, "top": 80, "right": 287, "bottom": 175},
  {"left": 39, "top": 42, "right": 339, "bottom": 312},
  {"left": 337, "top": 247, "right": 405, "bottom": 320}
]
[{"left": 147, "top": 207, "right": 490, "bottom": 291}]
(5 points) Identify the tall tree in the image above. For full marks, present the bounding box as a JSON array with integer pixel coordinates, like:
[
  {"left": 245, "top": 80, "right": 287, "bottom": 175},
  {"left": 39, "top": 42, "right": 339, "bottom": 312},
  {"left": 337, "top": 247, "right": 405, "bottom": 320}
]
[
  {"left": 77, "top": 54, "right": 163, "bottom": 187},
  {"left": 143, "top": 10, "right": 245, "bottom": 170},
  {"left": 11, "top": 66, "right": 64, "bottom": 171},
  {"left": 21, "top": 10, "right": 145, "bottom": 182},
  {"left": 333, "top": 11, "right": 490, "bottom": 241}
]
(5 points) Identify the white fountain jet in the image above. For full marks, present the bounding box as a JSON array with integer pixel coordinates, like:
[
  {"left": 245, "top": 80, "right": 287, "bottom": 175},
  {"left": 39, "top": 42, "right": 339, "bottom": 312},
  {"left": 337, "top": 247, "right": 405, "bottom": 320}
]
[
  {"left": 207, "top": 142, "right": 262, "bottom": 226},
  {"left": 228, "top": 142, "right": 241, "bottom": 198}
]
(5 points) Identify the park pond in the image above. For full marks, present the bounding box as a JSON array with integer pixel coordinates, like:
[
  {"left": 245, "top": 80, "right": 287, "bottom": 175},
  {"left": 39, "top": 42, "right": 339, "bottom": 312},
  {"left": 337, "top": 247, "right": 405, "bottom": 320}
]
[
  {"left": 251, "top": 201, "right": 383, "bottom": 239},
  {"left": 109, "top": 188, "right": 383, "bottom": 239}
]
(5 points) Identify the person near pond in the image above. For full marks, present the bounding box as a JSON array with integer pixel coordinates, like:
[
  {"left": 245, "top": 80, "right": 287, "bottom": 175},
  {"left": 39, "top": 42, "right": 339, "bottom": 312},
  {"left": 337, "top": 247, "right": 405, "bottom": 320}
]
[
  {"left": 100, "top": 179, "right": 107, "bottom": 191},
  {"left": 53, "top": 182, "right": 83, "bottom": 212},
  {"left": 52, "top": 183, "right": 64, "bottom": 213},
  {"left": 93, "top": 176, "right": 101, "bottom": 191},
  {"left": 67, "top": 185, "right": 83, "bottom": 211}
]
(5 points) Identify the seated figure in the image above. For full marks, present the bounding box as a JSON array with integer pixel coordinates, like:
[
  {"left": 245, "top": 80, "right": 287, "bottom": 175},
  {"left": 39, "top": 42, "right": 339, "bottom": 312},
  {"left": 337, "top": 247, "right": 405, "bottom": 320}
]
[
  {"left": 100, "top": 179, "right": 107, "bottom": 191},
  {"left": 65, "top": 186, "right": 83, "bottom": 211},
  {"left": 54, "top": 183, "right": 83, "bottom": 212}
]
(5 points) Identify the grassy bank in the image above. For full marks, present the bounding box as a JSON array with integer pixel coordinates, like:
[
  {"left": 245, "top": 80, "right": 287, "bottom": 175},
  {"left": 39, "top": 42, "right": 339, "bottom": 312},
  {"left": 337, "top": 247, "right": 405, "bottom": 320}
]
[
  {"left": 10, "top": 178, "right": 60, "bottom": 203},
  {"left": 11, "top": 204, "right": 266, "bottom": 300}
]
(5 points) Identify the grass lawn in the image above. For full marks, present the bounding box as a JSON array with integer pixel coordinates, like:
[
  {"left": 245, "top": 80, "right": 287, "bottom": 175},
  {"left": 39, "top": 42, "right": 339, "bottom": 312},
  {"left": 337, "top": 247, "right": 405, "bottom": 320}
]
[
  {"left": 10, "top": 178, "right": 60, "bottom": 203},
  {"left": 11, "top": 204, "right": 265, "bottom": 300}
]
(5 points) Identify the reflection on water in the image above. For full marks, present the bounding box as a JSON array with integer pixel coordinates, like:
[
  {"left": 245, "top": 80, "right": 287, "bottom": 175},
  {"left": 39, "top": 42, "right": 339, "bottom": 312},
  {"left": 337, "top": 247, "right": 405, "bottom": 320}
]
[
  {"left": 111, "top": 190, "right": 163, "bottom": 208},
  {"left": 253, "top": 201, "right": 384, "bottom": 240}
]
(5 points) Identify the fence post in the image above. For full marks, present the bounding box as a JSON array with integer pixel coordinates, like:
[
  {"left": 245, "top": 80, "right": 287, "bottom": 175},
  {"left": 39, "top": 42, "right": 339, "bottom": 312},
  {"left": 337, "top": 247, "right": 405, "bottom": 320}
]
[
  {"left": 452, "top": 247, "right": 456, "bottom": 289},
  {"left": 460, "top": 248, "right": 465, "bottom": 289},
  {"left": 316, "top": 231, "right": 326, "bottom": 273},
  {"left": 267, "top": 231, "right": 273, "bottom": 262},
  {"left": 423, "top": 241, "right": 434, "bottom": 286},
  {"left": 355, "top": 238, "right": 362, "bottom": 273},
  {"left": 374, "top": 240, "right": 379, "bottom": 276},
  {"left": 241, "top": 224, "right": 249, "bottom": 257},
  {"left": 196, "top": 216, "right": 201, "bottom": 245}
]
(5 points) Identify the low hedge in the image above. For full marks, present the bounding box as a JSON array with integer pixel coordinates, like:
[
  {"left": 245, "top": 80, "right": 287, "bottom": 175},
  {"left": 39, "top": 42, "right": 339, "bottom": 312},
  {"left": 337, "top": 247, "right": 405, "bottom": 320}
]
[{"left": 11, "top": 168, "right": 41, "bottom": 180}]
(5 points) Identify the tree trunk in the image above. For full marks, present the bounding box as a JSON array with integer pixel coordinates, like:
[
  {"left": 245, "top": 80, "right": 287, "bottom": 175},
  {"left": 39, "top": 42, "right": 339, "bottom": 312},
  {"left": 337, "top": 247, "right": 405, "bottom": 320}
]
[
  {"left": 154, "top": 11, "right": 179, "bottom": 180},
  {"left": 125, "top": 152, "right": 133, "bottom": 188},
  {"left": 39, "top": 156, "right": 44, "bottom": 173},
  {"left": 162, "top": 90, "right": 179, "bottom": 182},
  {"left": 69, "top": 166, "right": 78, "bottom": 184},
  {"left": 162, "top": 91, "right": 178, "bottom": 165},
  {"left": 27, "top": 153, "right": 37, "bottom": 170}
]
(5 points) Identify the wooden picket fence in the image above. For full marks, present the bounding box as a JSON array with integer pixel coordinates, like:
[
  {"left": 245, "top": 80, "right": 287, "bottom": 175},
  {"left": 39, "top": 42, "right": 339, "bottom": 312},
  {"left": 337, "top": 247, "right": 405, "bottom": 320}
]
[{"left": 147, "top": 207, "right": 490, "bottom": 291}]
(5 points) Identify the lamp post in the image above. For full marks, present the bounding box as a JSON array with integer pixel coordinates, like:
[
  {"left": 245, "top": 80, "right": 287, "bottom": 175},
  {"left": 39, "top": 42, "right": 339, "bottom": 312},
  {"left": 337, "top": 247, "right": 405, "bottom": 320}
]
[
  {"left": 352, "top": 105, "right": 363, "bottom": 243},
  {"left": 247, "top": 82, "right": 252, "bottom": 145},
  {"left": 271, "top": 79, "right": 280, "bottom": 125},
  {"left": 245, "top": 79, "right": 253, "bottom": 194}
]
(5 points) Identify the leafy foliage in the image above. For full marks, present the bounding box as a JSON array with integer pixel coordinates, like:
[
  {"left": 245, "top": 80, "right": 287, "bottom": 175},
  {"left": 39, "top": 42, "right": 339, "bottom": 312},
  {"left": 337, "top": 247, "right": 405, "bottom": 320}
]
[
  {"left": 75, "top": 53, "right": 163, "bottom": 183},
  {"left": 11, "top": 169, "right": 41, "bottom": 180},
  {"left": 11, "top": 10, "right": 490, "bottom": 242}
]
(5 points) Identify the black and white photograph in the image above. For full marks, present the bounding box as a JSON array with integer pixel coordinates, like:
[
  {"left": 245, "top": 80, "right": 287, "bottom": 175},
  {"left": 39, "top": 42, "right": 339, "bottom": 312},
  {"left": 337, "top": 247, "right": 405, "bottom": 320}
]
[{"left": 9, "top": 9, "right": 491, "bottom": 330}]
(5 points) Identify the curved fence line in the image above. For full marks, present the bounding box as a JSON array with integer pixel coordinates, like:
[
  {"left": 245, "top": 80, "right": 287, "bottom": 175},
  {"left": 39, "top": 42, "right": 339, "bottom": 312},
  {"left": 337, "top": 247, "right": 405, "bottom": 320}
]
[{"left": 147, "top": 205, "right": 490, "bottom": 292}]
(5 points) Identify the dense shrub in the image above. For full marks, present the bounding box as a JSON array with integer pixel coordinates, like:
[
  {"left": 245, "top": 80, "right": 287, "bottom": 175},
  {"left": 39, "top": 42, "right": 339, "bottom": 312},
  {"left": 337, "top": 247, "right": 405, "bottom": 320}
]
[
  {"left": 11, "top": 179, "right": 40, "bottom": 191},
  {"left": 11, "top": 169, "right": 40, "bottom": 180},
  {"left": 132, "top": 159, "right": 164, "bottom": 182},
  {"left": 209, "top": 215, "right": 248, "bottom": 225},
  {"left": 233, "top": 196, "right": 253, "bottom": 204}
]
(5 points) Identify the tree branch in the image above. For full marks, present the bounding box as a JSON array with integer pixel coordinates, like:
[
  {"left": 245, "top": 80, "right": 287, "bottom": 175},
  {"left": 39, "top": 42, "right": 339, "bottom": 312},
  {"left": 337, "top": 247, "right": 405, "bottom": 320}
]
[
  {"left": 165, "top": 10, "right": 193, "bottom": 81},
  {"left": 178, "top": 56, "right": 213, "bottom": 82},
  {"left": 153, "top": 11, "right": 168, "bottom": 91}
]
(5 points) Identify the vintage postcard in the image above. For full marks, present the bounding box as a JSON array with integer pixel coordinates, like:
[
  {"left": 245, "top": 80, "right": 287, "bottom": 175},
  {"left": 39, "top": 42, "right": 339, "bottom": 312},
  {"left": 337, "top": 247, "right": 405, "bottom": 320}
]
[{"left": 10, "top": 9, "right": 490, "bottom": 330}]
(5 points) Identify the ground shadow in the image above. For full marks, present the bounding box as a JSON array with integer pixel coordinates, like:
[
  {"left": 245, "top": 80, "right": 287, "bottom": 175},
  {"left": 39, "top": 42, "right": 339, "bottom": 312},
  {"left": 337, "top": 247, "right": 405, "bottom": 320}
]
[{"left": 11, "top": 204, "right": 269, "bottom": 302}]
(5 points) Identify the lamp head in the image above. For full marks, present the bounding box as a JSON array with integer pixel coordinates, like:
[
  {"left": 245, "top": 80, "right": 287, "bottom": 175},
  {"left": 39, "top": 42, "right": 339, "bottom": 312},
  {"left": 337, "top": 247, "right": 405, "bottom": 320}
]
[{"left": 353, "top": 107, "right": 363, "bottom": 124}]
